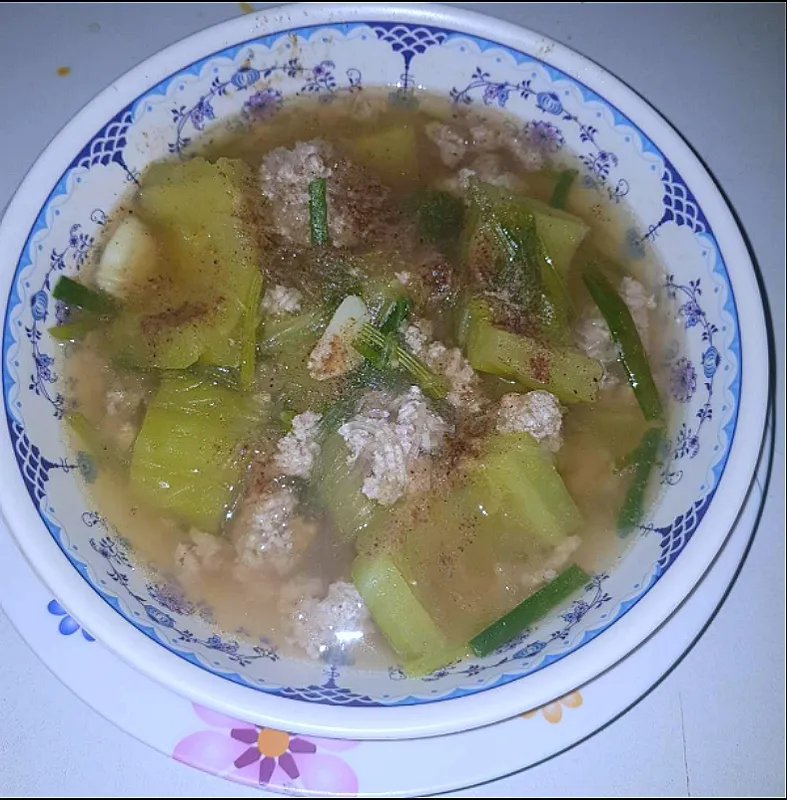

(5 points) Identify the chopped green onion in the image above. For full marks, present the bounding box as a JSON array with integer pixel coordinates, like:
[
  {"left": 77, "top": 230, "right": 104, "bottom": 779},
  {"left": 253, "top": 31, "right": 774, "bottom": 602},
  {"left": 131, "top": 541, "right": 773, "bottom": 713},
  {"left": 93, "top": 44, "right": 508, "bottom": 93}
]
[
  {"left": 617, "top": 426, "right": 664, "bottom": 535},
  {"left": 549, "top": 168, "right": 578, "bottom": 210},
  {"left": 470, "top": 564, "right": 589, "bottom": 657},
  {"left": 49, "top": 316, "right": 101, "bottom": 341},
  {"left": 379, "top": 295, "right": 411, "bottom": 335},
  {"left": 582, "top": 264, "right": 663, "bottom": 421},
  {"left": 308, "top": 177, "right": 329, "bottom": 246},
  {"left": 353, "top": 322, "right": 448, "bottom": 400},
  {"left": 52, "top": 276, "right": 116, "bottom": 315}
]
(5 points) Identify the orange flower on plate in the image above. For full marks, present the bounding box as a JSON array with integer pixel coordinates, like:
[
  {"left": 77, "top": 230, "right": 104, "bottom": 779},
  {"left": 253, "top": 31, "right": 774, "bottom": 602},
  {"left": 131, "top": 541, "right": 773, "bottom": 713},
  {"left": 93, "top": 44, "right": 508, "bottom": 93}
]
[{"left": 522, "top": 690, "right": 583, "bottom": 724}]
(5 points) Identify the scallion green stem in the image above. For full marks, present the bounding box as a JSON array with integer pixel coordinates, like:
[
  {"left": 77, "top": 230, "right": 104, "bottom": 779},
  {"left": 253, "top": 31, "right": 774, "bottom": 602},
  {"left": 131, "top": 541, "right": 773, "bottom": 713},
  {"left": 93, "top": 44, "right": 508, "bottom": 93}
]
[
  {"left": 52, "top": 276, "right": 116, "bottom": 314},
  {"left": 470, "top": 564, "right": 589, "bottom": 657},
  {"left": 550, "top": 168, "right": 578, "bottom": 210},
  {"left": 353, "top": 322, "right": 448, "bottom": 399},
  {"left": 308, "top": 177, "right": 329, "bottom": 246},
  {"left": 582, "top": 264, "right": 663, "bottom": 421}
]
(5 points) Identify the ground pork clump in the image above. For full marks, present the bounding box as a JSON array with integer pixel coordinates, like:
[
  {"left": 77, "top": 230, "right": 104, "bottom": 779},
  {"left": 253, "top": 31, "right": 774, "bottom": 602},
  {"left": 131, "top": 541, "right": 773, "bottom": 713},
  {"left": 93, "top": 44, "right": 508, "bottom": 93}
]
[{"left": 259, "top": 139, "right": 390, "bottom": 247}]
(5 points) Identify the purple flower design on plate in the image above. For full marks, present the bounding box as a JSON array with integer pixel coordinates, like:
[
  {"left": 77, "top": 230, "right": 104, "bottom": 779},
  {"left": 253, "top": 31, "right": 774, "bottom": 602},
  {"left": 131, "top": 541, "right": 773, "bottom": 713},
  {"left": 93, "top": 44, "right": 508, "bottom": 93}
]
[
  {"left": 244, "top": 87, "right": 283, "bottom": 120},
  {"left": 561, "top": 599, "right": 590, "bottom": 625},
  {"left": 670, "top": 357, "right": 697, "bottom": 402},
  {"left": 515, "top": 640, "right": 547, "bottom": 659},
  {"left": 173, "top": 705, "right": 358, "bottom": 793},
  {"left": 47, "top": 600, "right": 95, "bottom": 641},
  {"left": 190, "top": 98, "right": 215, "bottom": 131},
  {"left": 483, "top": 82, "right": 511, "bottom": 106},
  {"left": 312, "top": 60, "right": 330, "bottom": 79},
  {"left": 34, "top": 352, "right": 55, "bottom": 382},
  {"left": 675, "top": 423, "right": 701, "bottom": 459},
  {"left": 679, "top": 298, "right": 703, "bottom": 328},
  {"left": 232, "top": 727, "right": 316, "bottom": 782},
  {"left": 524, "top": 120, "right": 564, "bottom": 151}
]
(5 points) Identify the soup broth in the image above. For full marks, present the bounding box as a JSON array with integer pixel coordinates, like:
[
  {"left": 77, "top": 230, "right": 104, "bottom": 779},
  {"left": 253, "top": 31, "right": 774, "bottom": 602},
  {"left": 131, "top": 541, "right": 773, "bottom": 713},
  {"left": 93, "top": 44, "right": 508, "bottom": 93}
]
[{"left": 59, "top": 91, "right": 672, "bottom": 671}]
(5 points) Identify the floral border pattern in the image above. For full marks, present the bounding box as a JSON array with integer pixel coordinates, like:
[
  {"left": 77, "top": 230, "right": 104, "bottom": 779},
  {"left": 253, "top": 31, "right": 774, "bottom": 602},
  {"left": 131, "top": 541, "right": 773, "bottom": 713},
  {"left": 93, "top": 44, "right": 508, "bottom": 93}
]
[
  {"left": 169, "top": 57, "right": 362, "bottom": 156},
  {"left": 451, "top": 68, "right": 629, "bottom": 202}
]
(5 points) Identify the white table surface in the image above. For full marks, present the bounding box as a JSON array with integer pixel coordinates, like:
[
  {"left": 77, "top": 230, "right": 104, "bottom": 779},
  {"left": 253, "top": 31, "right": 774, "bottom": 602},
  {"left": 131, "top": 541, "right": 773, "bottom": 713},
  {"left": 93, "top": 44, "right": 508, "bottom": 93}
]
[{"left": 0, "top": 3, "right": 783, "bottom": 797}]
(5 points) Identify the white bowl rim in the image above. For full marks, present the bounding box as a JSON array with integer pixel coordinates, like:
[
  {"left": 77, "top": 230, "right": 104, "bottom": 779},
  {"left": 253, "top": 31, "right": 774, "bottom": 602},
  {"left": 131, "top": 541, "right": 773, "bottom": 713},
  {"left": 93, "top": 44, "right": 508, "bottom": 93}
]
[{"left": 0, "top": 2, "right": 769, "bottom": 739}]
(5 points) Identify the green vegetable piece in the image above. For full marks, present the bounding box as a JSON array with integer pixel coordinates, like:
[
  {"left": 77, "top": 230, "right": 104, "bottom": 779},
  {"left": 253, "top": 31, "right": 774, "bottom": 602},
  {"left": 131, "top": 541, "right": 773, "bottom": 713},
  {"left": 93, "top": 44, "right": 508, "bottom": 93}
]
[
  {"left": 466, "top": 307, "right": 602, "bottom": 403},
  {"left": 318, "top": 391, "right": 361, "bottom": 440},
  {"left": 378, "top": 295, "right": 411, "bottom": 335},
  {"left": 49, "top": 315, "right": 102, "bottom": 342},
  {"left": 52, "top": 276, "right": 116, "bottom": 315},
  {"left": 361, "top": 276, "right": 405, "bottom": 327},
  {"left": 188, "top": 364, "right": 241, "bottom": 391},
  {"left": 353, "top": 322, "right": 448, "bottom": 400},
  {"left": 308, "top": 177, "right": 329, "bottom": 246},
  {"left": 464, "top": 181, "right": 574, "bottom": 342},
  {"left": 317, "top": 361, "right": 397, "bottom": 441},
  {"left": 455, "top": 295, "right": 491, "bottom": 349},
  {"left": 405, "top": 643, "right": 471, "bottom": 679},
  {"left": 470, "top": 432, "right": 583, "bottom": 549},
  {"left": 470, "top": 564, "right": 589, "bottom": 656},
  {"left": 279, "top": 409, "right": 296, "bottom": 431},
  {"left": 582, "top": 264, "right": 663, "bottom": 420},
  {"left": 111, "top": 158, "right": 263, "bottom": 371},
  {"left": 521, "top": 197, "right": 590, "bottom": 276},
  {"left": 618, "top": 426, "right": 664, "bottom": 535},
  {"left": 352, "top": 554, "right": 449, "bottom": 668},
  {"left": 549, "top": 168, "right": 579, "bottom": 210},
  {"left": 315, "top": 433, "right": 380, "bottom": 542},
  {"left": 130, "top": 373, "right": 265, "bottom": 534}
]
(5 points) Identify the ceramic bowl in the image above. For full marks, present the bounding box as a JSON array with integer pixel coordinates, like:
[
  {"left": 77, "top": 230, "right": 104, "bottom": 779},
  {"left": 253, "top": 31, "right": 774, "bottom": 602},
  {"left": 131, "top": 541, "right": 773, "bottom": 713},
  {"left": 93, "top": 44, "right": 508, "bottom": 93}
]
[{"left": 0, "top": 3, "right": 768, "bottom": 739}]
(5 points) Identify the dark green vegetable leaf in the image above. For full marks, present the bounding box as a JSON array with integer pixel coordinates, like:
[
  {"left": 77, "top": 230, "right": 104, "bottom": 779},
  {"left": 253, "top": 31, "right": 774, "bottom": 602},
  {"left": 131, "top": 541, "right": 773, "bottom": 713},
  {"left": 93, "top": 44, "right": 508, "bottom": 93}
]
[
  {"left": 353, "top": 322, "right": 448, "bottom": 399},
  {"left": 308, "top": 177, "right": 329, "bottom": 246},
  {"left": 465, "top": 181, "right": 573, "bottom": 343},
  {"left": 549, "top": 168, "right": 578, "bottom": 210},
  {"left": 405, "top": 189, "right": 465, "bottom": 253},
  {"left": 378, "top": 295, "right": 411, "bottom": 335},
  {"left": 470, "top": 564, "right": 589, "bottom": 657},
  {"left": 49, "top": 314, "right": 102, "bottom": 342},
  {"left": 582, "top": 264, "right": 663, "bottom": 421},
  {"left": 52, "top": 276, "right": 116, "bottom": 315}
]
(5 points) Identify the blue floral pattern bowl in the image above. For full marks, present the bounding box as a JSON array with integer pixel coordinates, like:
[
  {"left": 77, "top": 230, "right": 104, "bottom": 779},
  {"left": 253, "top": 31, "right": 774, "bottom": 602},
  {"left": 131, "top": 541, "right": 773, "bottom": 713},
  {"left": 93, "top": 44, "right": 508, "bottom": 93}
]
[{"left": 0, "top": 3, "right": 768, "bottom": 739}]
